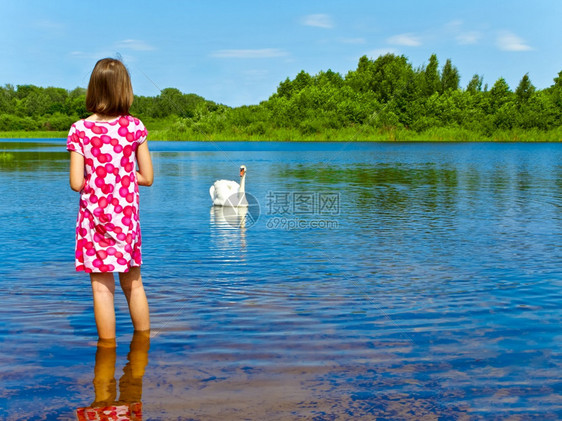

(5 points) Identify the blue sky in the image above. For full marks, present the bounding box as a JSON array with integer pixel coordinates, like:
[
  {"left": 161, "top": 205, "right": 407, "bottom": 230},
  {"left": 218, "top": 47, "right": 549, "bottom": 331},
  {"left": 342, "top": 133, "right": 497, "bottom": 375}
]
[{"left": 1, "top": 0, "right": 561, "bottom": 106}]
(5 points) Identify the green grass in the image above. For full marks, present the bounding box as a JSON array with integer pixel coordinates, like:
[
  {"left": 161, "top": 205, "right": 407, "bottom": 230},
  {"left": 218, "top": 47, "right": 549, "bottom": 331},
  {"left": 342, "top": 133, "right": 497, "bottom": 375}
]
[
  {"left": 147, "top": 125, "right": 562, "bottom": 142},
  {"left": 1, "top": 125, "right": 561, "bottom": 142},
  {"left": 0, "top": 130, "right": 67, "bottom": 139}
]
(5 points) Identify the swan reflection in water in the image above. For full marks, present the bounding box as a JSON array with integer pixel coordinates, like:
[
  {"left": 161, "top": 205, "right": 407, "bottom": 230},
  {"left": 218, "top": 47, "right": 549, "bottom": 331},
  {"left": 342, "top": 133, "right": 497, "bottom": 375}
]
[
  {"left": 76, "top": 331, "right": 150, "bottom": 421},
  {"left": 210, "top": 205, "right": 249, "bottom": 253}
]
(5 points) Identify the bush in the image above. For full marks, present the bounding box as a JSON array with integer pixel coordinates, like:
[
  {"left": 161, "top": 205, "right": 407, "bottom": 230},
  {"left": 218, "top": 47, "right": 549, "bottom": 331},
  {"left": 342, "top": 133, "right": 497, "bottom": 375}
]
[
  {"left": 0, "top": 114, "right": 40, "bottom": 131},
  {"left": 246, "top": 121, "right": 267, "bottom": 135},
  {"left": 41, "top": 113, "right": 77, "bottom": 131}
]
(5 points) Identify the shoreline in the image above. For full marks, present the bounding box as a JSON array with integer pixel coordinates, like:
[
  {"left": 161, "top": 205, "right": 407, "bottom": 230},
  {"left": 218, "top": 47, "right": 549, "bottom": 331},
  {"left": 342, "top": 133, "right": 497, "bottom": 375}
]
[{"left": 1, "top": 127, "right": 561, "bottom": 142}]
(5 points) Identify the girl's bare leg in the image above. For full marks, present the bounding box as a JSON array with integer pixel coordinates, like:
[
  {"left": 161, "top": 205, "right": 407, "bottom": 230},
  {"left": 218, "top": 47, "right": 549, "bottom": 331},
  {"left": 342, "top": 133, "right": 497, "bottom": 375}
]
[
  {"left": 119, "top": 267, "right": 150, "bottom": 332},
  {"left": 90, "top": 273, "right": 116, "bottom": 339}
]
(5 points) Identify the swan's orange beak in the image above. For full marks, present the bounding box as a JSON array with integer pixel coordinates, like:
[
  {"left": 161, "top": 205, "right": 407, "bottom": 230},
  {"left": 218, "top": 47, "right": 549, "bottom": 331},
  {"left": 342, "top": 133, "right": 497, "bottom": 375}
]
[{"left": 240, "top": 168, "right": 245, "bottom": 176}]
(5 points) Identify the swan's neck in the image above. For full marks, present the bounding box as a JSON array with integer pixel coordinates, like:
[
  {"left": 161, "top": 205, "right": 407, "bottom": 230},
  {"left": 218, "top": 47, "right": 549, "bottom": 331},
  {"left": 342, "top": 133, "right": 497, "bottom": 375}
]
[{"left": 239, "top": 173, "right": 246, "bottom": 193}]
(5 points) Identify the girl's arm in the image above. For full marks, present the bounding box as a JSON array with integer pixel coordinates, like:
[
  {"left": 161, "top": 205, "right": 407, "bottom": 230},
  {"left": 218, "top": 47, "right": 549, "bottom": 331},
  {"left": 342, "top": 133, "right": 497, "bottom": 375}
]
[
  {"left": 136, "top": 141, "right": 154, "bottom": 187},
  {"left": 69, "top": 151, "right": 85, "bottom": 192}
]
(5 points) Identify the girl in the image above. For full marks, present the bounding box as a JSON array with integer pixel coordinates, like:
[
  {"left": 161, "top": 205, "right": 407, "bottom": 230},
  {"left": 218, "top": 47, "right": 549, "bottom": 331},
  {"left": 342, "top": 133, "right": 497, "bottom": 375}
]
[{"left": 67, "top": 58, "right": 153, "bottom": 340}]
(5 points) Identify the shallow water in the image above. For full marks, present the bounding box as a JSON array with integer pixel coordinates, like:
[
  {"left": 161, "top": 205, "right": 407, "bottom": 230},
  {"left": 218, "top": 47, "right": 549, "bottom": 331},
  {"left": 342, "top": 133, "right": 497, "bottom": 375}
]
[{"left": 1, "top": 140, "right": 562, "bottom": 419}]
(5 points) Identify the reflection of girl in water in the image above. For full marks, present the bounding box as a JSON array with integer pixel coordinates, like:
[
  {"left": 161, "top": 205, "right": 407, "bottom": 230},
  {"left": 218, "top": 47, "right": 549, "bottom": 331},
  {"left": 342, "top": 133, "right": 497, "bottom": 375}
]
[{"left": 76, "top": 332, "right": 150, "bottom": 421}]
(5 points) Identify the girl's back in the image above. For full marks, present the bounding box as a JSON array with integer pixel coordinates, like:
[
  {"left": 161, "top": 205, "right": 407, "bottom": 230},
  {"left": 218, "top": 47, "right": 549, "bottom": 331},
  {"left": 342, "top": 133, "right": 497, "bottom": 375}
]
[{"left": 67, "top": 115, "right": 148, "bottom": 273}]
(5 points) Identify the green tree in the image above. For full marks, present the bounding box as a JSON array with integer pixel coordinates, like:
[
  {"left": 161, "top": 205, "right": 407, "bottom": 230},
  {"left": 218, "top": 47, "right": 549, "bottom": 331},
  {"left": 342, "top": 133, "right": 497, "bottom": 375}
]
[
  {"left": 274, "top": 70, "right": 313, "bottom": 100},
  {"left": 0, "top": 84, "right": 16, "bottom": 114},
  {"left": 17, "top": 89, "right": 50, "bottom": 116},
  {"left": 515, "top": 73, "right": 535, "bottom": 105},
  {"left": 466, "top": 74, "right": 483, "bottom": 94},
  {"left": 346, "top": 53, "right": 415, "bottom": 103},
  {"left": 423, "top": 54, "right": 440, "bottom": 97},
  {"left": 157, "top": 87, "right": 185, "bottom": 117},
  {"left": 548, "top": 70, "right": 562, "bottom": 109},
  {"left": 276, "top": 77, "right": 293, "bottom": 99},
  {"left": 1, "top": 54, "right": 561, "bottom": 138},
  {"left": 66, "top": 87, "right": 87, "bottom": 118},
  {"left": 488, "top": 77, "right": 512, "bottom": 112},
  {"left": 345, "top": 55, "right": 372, "bottom": 93},
  {"left": 315, "top": 69, "right": 344, "bottom": 88},
  {"left": 292, "top": 71, "right": 313, "bottom": 93},
  {"left": 441, "top": 59, "right": 460, "bottom": 93}
]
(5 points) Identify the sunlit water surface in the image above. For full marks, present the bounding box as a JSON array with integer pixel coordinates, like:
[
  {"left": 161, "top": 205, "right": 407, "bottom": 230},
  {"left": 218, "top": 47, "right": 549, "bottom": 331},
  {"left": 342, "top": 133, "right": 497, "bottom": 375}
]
[{"left": 1, "top": 140, "right": 562, "bottom": 420}]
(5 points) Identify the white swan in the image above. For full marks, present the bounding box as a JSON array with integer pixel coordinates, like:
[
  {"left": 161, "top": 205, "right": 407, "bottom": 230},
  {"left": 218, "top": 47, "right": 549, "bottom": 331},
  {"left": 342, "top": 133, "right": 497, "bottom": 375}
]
[{"left": 209, "top": 165, "right": 248, "bottom": 207}]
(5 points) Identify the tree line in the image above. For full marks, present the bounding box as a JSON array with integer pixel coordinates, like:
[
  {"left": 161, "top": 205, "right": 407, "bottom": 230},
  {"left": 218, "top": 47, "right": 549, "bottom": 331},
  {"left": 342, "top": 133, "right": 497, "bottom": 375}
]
[
  {"left": 0, "top": 84, "right": 219, "bottom": 132},
  {"left": 1, "top": 53, "right": 561, "bottom": 140}
]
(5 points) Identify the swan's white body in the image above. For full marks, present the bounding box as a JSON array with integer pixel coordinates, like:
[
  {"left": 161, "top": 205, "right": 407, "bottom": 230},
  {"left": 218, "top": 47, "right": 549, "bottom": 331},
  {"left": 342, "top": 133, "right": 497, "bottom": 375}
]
[{"left": 209, "top": 165, "right": 248, "bottom": 207}]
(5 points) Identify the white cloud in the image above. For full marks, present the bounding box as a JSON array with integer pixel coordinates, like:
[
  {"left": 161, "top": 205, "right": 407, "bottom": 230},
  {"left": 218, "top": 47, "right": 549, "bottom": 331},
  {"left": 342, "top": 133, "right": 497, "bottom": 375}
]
[
  {"left": 115, "top": 39, "right": 155, "bottom": 51},
  {"left": 456, "top": 31, "right": 482, "bottom": 45},
  {"left": 443, "top": 20, "right": 482, "bottom": 45},
  {"left": 387, "top": 33, "right": 421, "bottom": 47},
  {"left": 496, "top": 31, "right": 532, "bottom": 51},
  {"left": 211, "top": 49, "right": 289, "bottom": 59},
  {"left": 301, "top": 14, "right": 334, "bottom": 29},
  {"left": 367, "top": 48, "right": 399, "bottom": 58}
]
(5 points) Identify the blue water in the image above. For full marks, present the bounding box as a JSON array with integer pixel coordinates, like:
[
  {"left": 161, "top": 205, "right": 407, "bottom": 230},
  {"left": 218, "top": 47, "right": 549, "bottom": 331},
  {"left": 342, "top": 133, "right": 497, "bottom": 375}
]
[{"left": 1, "top": 140, "right": 562, "bottom": 419}]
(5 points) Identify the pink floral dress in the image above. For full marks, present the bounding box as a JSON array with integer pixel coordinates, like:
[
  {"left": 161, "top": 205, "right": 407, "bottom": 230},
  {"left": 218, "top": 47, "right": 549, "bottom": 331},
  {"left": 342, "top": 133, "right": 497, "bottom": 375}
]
[{"left": 67, "top": 115, "right": 148, "bottom": 273}]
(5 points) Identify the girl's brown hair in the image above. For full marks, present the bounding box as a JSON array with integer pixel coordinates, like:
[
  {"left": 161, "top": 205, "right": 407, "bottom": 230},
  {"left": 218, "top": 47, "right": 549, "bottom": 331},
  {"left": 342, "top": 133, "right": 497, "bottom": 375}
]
[{"left": 86, "top": 58, "right": 133, "bottom": 116}]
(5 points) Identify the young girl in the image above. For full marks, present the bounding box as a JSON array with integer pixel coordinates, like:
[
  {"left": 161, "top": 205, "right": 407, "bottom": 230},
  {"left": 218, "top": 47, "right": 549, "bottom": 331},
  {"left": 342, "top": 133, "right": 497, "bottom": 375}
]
[{"left": 67, "top": 58, "right": 153, "bottom": 340}]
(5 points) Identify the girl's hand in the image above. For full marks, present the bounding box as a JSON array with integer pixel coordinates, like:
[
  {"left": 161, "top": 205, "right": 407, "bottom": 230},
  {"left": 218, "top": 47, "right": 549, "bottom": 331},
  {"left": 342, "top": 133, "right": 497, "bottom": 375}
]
[
  {"left": 69, "top": 151, "right": 85, "bottom": 192},
  {"left": 135, "top": 141, "right": 153, "bottom": 187}
]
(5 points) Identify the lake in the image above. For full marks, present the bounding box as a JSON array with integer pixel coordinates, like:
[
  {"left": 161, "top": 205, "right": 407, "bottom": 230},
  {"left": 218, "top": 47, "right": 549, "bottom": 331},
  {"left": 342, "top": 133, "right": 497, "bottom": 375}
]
[{"left": 1, "top": 139, "right": 561, "bottom": 419}]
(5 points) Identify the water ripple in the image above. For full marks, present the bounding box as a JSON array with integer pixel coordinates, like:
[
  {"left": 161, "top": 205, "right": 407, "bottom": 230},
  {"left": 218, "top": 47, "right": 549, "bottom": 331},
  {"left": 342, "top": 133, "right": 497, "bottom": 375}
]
[{"left": 1, "top": 141, "right": 562, "bottom": 419}]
